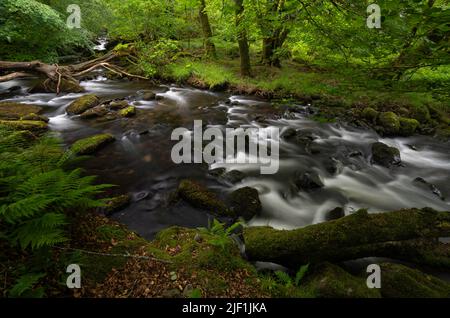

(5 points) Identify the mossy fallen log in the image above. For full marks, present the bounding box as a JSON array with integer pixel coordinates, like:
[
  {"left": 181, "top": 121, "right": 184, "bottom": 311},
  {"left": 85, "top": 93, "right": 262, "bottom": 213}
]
[{"left": 244, "top": 208, "right": 450, "bottom": 268}]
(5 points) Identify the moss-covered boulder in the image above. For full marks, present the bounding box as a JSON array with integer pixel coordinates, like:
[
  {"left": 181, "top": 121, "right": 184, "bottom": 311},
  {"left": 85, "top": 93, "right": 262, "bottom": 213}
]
[
  {"left": 118, "top": 106, "right": 136, "bottom": 117},
  {"left": 362, "top": 107, "right": 379, "bottom": 123},
  {"left": 109, "top": 100, "right": 129, "bottom": 110},
  {"left": 399, "top": 117, "right": 420, "bottom": 136},
  {"left": 79, "top": 106, "right": 108, "bottom": 119},
  {"left": 378, "top": 111, "right": 400, "bottom": 135},
  {"left": 409, "top": 105, "right": 431, "bottom": 124},
  {"left": 301, "top": 263, "right": 381, "bottom": 298},
  {"left": 66, "top": 94, "right": 100, "bottom": 115},
  {"left": 0, "top": 102, "right": 43, "bottom": 120},
  {"left": 103, "top": 194, "right": 132, "bottom": 215},
  {"left": 380, "top": 263, "right": 450, "bottom": 298},
  {"left": 227, "top": 187, "right": 261, "bottom": 221},
  {"left": 71, "top": 133, "right": 115, "bottom": 155},
  {"left": 21, "top": 113, "right": 49, "bottom": 123},
  {"left": 177, "top": 179, "right": 229, "bottom": 216},
  {"left": 0, "top": 120, "right": 48, "bottom": 133},
  {"left": 371, "top": 142, "right": 401, "bottom": 167}
]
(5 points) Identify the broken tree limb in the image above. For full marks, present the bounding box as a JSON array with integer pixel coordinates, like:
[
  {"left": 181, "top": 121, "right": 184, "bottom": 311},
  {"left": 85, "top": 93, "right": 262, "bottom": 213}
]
[{"left": 243, "top": 208, "right": 450, "bottom": 268}]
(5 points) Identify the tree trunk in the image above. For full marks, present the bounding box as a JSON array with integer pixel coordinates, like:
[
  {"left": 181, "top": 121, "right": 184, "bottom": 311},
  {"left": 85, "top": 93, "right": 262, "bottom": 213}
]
[
  {"left": 234, "top": 0, "right": 251, "bottom": 77},
  {"left": 198, "top": 0, "right": 216, "bottom": 58},
  {"left": 244, "top": 208, "right": 450, "bottom": 268}
]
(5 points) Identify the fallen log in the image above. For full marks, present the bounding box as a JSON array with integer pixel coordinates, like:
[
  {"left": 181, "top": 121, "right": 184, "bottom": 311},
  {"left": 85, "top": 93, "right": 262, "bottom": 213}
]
[
  {"left": 0, "top": 50, "right": 147, "bottom": 94},
  {"left": 243, "top": 208, "right": 450, "bottom": 268}
]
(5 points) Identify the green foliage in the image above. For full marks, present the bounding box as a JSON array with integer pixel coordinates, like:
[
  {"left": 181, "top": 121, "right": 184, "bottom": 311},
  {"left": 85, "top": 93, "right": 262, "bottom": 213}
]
[
  {"left": 136, "top": 39, "right": 180, "bottom": 77},
  {"left": 197, "top": 219, "right": 241, "bottom": 250},
  {"left": 295, "top": 264, "right": 310, "bottom": 286},
  {"left": 0, "top": 0, "right": 94, "bottom": 61},
  {"left": 274, "top": 264, "right": 309, "bottom": 288},
  {"left": 0, "top": 127, "right": 111, "bottom": 250},
  {"left": 9, "top": 273, "right": 46, "bottom": 298},
  {"left": 187, "top": 288, "right": 202, "bottom": 298}
]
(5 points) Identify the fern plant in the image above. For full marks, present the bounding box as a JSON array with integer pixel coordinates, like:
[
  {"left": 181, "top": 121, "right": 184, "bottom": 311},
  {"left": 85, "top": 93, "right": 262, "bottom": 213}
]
[
  {"left": 197, "top": 219, "right": 242, "bottom": 250},
  {"left": 0, "top": 127, "right": 111, "bottom": 250},
  {"left": 274, "top": 264, "right": 310, "bottom": 287}
]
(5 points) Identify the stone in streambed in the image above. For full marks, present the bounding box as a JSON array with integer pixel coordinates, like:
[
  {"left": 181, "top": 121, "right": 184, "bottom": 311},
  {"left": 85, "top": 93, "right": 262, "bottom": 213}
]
[
  {"left": 66, "top": 94, "right": 100, "bottom": 115},
  {"left": 377, "top": 112, "right": 400, "bottom": 135},
  {"left": 413, "top": 177, "right": 445, "bottom": 201},
  {"left": 30, "top": 78, "right": 85, "bottom": 94},
  {"left": 71, "top": 133, "right": 115, "bottom": 155},
  {"left": 141, "top": 91, "right": 156, "bottom": 101},
  {"left": 118, "top": 106, "right": 136, "bottom": 117},
  {"left": 399, "top": 117, "right": 420, "bottom": 136},
  {"left": 227, "top": 187, "right": 261, "bottom": 221},
  {"left": 109, "top": 100, "right": 129, "bottom": 110},
  {"left": 21, "top": 113, "right": 49, "bottom": 123},
  {"left": 222, "top": 170, "right": 246, "bottom": 184},
  {"left": 177, "top": 179, "right": 229, "bottom": 216},
  {"left": 79, "top": 105, "right": 108, "bottom": 119},
  {"left": 323, "top": 157, "right": 343, "bottom": 175},
  {"left": 361, "top": 107, "right": 379, "bottom": 123},
  {"left": 293, "top": 171, "right": 324, "bottom": 191},
  {"left": 371, "top": 142, "right": 401, "bottom": 167},
  {"left": 0, "top": 120, "right": 48, "bottom": 133},
  {"left": 103, "top": 194, "right": 132, "bottom": 215},
  {"left": 0, "top": 102, "right": 43, "bottom": 120}
]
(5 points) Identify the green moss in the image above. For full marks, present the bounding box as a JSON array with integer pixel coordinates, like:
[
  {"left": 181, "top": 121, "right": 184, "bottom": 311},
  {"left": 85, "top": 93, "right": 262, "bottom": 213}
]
[
  {"left": 409, "top": 105, "right": 431, "bottom": 124},
  {"left": 0, "top": 102, "right": 43, "bottom": 120},
  {"left": 177, "top": 179, "right": 230, "bottom": 216},
  {"left": 0, "top": 120, "right": 48, "bottom": 133},
  {"left": 103, "top": 194, "right": 131, "bottom": 214},
  {"left": 399, "top": 117, "right": 420, "bottom": 136},
  {"left": 66, "top": 94, "right": 100, "bottom": 115},
  {"left": 300, "top": 263, "right": 381, "bottom": 298},
  {"left": 21, "top": 113, "right": 49, "bottom": 123},
  {"left": 361, "top": 107, "right": 379, "bottom": 123},
  {"left": 378, "top": 111, "right": 400, "bottom": 135},
  {"left": 118, "top": 106, "right": 136, "bottom": 117},
  {"left": 71, "top": 133, "right": 115, "bottom": 155},
  {"left": 380, "top": 263, "right": 450, "bottom": 298}
]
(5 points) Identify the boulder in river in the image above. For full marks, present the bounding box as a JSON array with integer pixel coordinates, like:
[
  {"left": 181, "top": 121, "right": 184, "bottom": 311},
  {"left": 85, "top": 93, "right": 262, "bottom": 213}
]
[
  {"left": 371, "top": 142, "right": 401, "bottom": 167},
  {"left": 399, "top": 117, "right": 420, "bottom": 136},
  {"left": 222, "top": 170, "right": 246, "bottom": 184},
  {"left": 0, "top": 102, "right": 43, "bottom": 120},
  {"left": 323, "top": 157, "right": 344, "bottom": 175},
  {"left": 66, "top": 94, "right": 100, "bottom": 115},
  {"left": 79, "top": 105, "right": 108, "bottom": 119},
  {"left": 103, "top": 194, "right": 132, "bottom": 215},
  {"left": 377, "top": 112, "right": 400, "bottom": 135},
  {"left": 227, "top": 187, "right": 262, "bottom": 221},
  {"left": 118, "top": 106, "right": 136, "bottom": 117},
  {"left": 361, "top": 107, "right": 379, "bottom": 123},
  {"left": 109, "top": 100, "right": 129, "bottom": 110},
  {"left": 30, "top": 78, "right": 85, "bottom": 94},
  {"left": 413, "top": 177, "right": 445, "bottom": 201},
  {"left": 21, "top": 113, "right": 49, "bottom": 123},
  {"left": 177, "top": 179, "right": 229, "bottom": 216},
  {"left": 71, "top": 133, "right": 115, "bottom": 155},
  {"left": 141, "top": 90, "right": 156, "bottom": 101},
  {"left": 0, "top": 120, "right": 48, "bottom": 133},
  {"left": 293, "top": 170, "right": 324, "bottom": 191}
]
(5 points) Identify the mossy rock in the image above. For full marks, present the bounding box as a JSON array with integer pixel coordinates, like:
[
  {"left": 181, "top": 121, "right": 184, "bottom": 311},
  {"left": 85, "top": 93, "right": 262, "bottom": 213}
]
[
  {"left": 66, "top": 94, "right": 100, "bottom": 115},
  {"left": 301, "top": 263, "right": 381, "bottom": 298},
  {"left": 71, "top": 133, "right": 115, "bottom": 155},
  {"left": 178, "top": 179, "right": 229, "bottom": 216},
  {"left": 377, "top": 111, "right": 400, "bottom": 135},
  {"left": 0, "top": 102, "right": 43, "bottom": 120},
  {"left": 227, "top": 187, "right": 262, "bottom": 221},
  {"left": 371, "top": 142, "right": 401, "bottom": 167},
  {"left": 109, "top": 100, "right": 129, "bottom": 110},
  {"left": 409, "top": 105, "right": 431, "bottom": 124},
  {"left": 118, "top": 106, "right": 136, "bottom": 117},
  {"left": 21, "top": 113, "right": 49, "bottom": 123},
  {"left": 79, "top": 106, "right": 108, "bottom": 119},
  {"left": 399, "top": 117, "right": 420, "bottom": 136},
  {"left": 103, "top": 194, "right": 132, "bottom": 215},
  {"left": 361, "top": 107, "right": 379, "bottom": 123},
  {"left": 380, "top": 263, "right": 450, "bottom": 298},
  {"left": 0, "top": 120, "right": 48, "bottom": 133}
]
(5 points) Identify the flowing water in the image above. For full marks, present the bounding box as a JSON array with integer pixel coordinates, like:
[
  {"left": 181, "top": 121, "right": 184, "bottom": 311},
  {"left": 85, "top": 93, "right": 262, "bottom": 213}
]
[{"left": 1, "top": 76, "right": 449, "bottom": 241}]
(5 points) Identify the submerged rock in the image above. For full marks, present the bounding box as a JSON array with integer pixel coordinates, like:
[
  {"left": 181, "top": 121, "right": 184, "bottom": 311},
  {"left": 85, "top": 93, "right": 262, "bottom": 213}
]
[
  {"left": 413, "top": 177, "right": 445, "bottom": 200},
  {"left": 323, "top": 157, "right": 344, "bottom": 175},
  {"left": 71, "top": 133, "right": 115, "bottom": 155},
  {"left": 293, "top": 171, "right": 324, "bottom": 191},
  {"left": 67, "top": 94, "right": 100, "bottom": 115},
  {"left": 222, "top": 170, "right": 246, "bottom": 184},
  {"left": 227, "top": 187, "right": 262, "bottom": 221},
  {"left": 0, "top": 102, "right": 43, "bottom": 120},
  {"left": 177, "top": 179, "right": 229, "bottom": 216},
  {"left": 371, "top": 142, "right": 401, "bottom": 167},
  {"left": 378, "top": 111, "right": 400, "bottom": 135}
]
